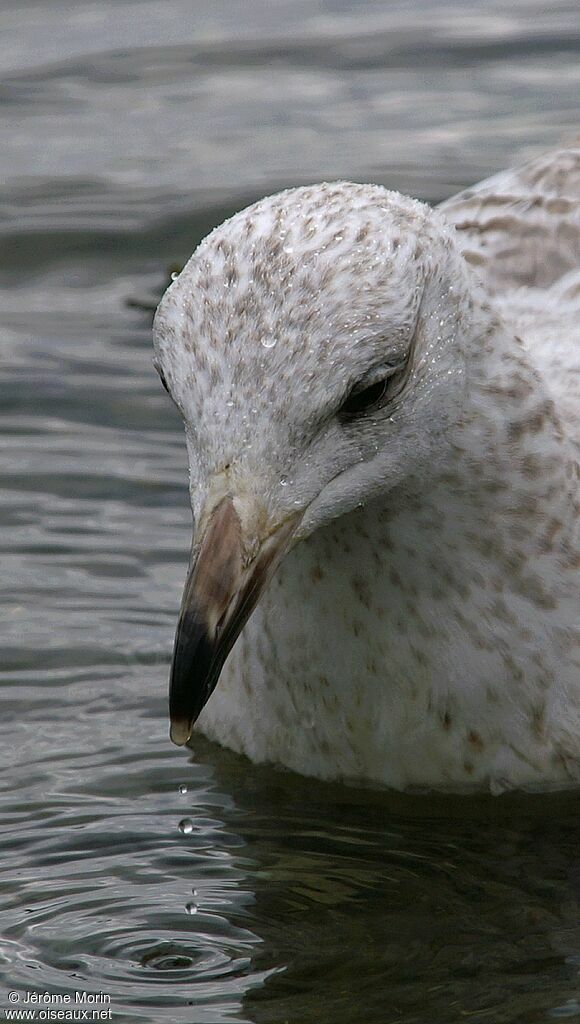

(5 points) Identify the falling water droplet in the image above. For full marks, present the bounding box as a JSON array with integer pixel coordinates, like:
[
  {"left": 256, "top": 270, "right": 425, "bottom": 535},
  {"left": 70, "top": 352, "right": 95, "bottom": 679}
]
[
  {"left": 171, "top": 271, "right": 179, "bottom": 281},
  {"left": 185, "top": 903, "right": 198, "bottom": 915},
  {"left": 260, "top": 335, "right": 277, "bottom": 349},
  {"left": 178, "top": 818, "right": 194, "bottom": 835},
  {"left": 178, "top": 784, "right": 188, "bottom": 795}
]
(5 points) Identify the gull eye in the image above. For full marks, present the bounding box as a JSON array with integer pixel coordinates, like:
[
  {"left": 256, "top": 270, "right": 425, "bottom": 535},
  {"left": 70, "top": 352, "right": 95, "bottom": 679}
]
[
  {"left": 339, "top": 378, "right": 389, "bottom": 419},
  {"left": 338, "top": 353, "right": 410, "bottom": 421}
]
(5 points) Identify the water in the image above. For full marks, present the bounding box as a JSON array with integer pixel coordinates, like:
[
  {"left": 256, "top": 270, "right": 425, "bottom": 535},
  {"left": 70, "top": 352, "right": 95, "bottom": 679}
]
[{"left": 2, "top": 1, "right": 580, "bottom": 1020}]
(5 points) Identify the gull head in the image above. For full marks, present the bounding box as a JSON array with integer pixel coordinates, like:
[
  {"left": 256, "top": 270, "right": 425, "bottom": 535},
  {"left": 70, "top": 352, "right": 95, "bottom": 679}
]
[{"left": 153, "top": 182, "right": 475, "bottom": 744}]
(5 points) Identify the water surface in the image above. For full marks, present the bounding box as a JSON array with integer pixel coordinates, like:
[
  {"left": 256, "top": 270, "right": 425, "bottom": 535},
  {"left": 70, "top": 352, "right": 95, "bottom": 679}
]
[{"left": 2, "top": 1, "right": 580, "bottom": 1020}]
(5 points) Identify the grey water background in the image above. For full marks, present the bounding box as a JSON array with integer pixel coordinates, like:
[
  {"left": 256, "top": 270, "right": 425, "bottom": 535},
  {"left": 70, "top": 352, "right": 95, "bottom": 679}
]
[{"left": 2, "top": 0, "right": 580, "bottom": 1021}]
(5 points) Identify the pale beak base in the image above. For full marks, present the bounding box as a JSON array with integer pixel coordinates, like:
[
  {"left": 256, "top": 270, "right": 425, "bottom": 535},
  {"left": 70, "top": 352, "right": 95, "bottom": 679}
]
[{"left": 169, "top": 495, "right": 300, "bottom": 746}]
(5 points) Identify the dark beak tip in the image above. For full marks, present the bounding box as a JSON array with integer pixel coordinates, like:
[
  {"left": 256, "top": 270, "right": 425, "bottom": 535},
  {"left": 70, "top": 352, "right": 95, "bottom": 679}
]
[
  {"left": 170, "top": 719, "right": 193, "bottom": 747},
  {"left": 168, "top": 505, "right": 299, "bottom": 748}
]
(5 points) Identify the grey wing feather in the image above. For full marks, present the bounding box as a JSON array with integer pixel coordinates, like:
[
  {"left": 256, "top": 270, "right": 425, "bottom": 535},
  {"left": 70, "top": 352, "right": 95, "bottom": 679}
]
[
  {"left": 441, "top": 145, "right": 580, "bottom": 442},
  {"left": 439, "top": 145, "right": 580, "bottom": 294}
]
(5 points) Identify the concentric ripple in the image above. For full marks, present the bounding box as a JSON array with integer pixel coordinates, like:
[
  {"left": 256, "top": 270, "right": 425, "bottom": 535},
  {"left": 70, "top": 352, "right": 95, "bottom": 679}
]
[{"left": 0, "top": 731, "right": 273, "bottom": 1022}]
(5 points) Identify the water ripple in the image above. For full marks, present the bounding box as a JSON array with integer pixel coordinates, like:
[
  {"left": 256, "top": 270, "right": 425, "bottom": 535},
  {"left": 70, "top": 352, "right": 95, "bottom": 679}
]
[{"left": 2, "top": 1, "right": 580, "bottom": 1020}]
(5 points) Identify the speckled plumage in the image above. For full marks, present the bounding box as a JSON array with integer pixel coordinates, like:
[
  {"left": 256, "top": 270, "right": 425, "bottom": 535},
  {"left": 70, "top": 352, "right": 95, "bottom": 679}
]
[{"left": 154, "top": 146, "right": 580, "bottom": 792}]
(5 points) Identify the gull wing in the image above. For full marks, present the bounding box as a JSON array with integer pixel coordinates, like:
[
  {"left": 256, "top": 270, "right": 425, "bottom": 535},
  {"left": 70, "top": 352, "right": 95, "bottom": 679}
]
[{"left": 439, "top": 144, "right": 580, "bottom": 294}]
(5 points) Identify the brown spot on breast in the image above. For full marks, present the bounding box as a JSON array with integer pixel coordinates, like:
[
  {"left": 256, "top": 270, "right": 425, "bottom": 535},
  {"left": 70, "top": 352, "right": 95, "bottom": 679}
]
[
  {"left": 467, "top": 730, "right": 484, "bottom": 752},
  {"left": 512, "top": 574, "right": 558, "bottom": 611},
  {"left": 389, "top": 568, "right": 403, "bottom": 587},
  {"left": 521, "top": 454, "right": 543, "bottom": 479},
  {"left": 502, "top": 652, "right": 525, "bottom": 682},
  {"left": 542, "top": 517, "right": 564, "bottom": 549},
  {"left": 351, "top": 573, "right": 371, "bottom": 609}
]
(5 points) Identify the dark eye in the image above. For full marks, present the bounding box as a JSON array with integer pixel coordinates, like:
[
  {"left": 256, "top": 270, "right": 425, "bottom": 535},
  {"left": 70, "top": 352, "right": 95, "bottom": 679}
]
[{"left": 339, "top": 378, "right": 390, "bottom": 419}]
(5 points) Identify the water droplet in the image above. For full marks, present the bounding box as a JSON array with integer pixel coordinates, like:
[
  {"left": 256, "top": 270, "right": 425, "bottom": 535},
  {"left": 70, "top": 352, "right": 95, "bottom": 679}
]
[
  {"left": 192, "top": 889, "right": 198, "bottom": 897},
  {"left": 260, "top": 335, "right": 277, "bottom": 349},
  {"left": 185, "top": 903, "right": 198, "bottom": 915},
  {"left": 279, "top": 475, "right": 289, "bottom": 486},
  {"left": 283, "top": 245, "right": 294, "bottom": 255},
  {"left": 178, "top": 818, "right": 194, "bottom": 835},
  {"left": 226, "top": 400, "right": 234, "bottom": 408},
  {"left": 178, "top": 784, "right": 188, "bottom": 795}
]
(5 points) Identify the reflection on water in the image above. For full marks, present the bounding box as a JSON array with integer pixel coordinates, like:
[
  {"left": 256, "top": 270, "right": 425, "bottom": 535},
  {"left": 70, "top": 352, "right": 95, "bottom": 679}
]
[
  {"left": 1, "top": 0, "right": 580, "bottom": 1020},
  {"left": 5, "top": 725, "right": 580, "bottom": 1023}
]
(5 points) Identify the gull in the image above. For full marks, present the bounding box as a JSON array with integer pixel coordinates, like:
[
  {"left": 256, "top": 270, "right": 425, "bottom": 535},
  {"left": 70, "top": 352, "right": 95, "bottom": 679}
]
[{"left": 153, "top": 145, "right": 580, "bottom": 792}]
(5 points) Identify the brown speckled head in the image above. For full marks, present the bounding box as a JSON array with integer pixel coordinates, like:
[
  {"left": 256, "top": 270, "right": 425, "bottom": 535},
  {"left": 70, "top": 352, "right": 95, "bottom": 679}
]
[{"left": 154, "top": 182, "right": 474, "bottom": 541}]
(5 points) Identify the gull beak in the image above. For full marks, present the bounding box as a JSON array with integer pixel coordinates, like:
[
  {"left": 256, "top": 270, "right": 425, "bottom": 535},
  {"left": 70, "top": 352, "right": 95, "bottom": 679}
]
[{"left": 169, "top": 495, "right": 299, "bottom": 746}]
